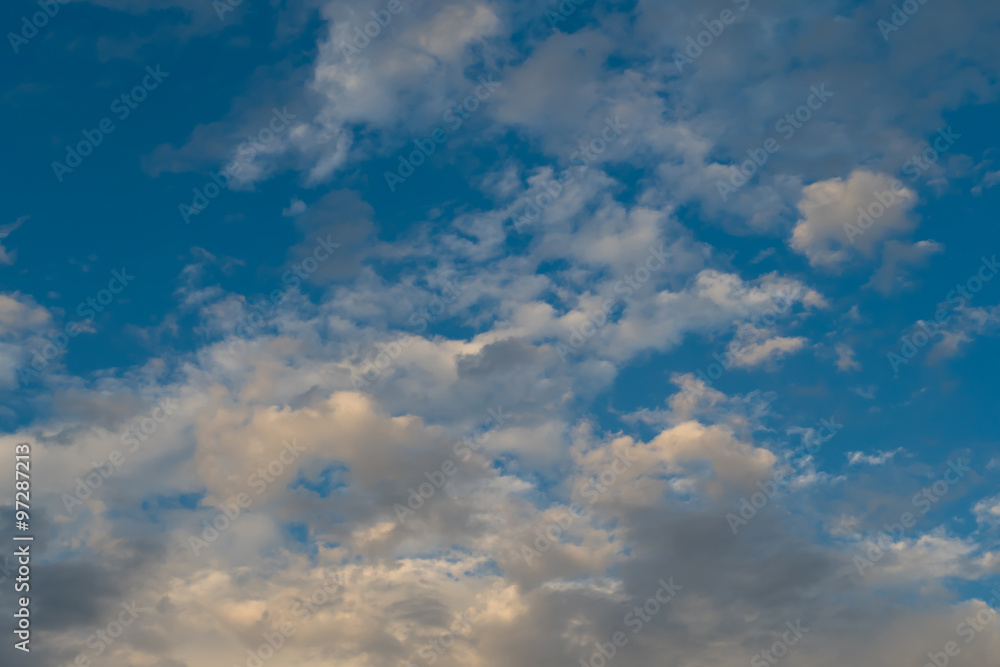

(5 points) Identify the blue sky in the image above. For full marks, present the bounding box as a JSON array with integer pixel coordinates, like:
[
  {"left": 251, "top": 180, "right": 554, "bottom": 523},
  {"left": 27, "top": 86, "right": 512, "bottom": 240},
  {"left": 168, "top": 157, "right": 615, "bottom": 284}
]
[{"left": 2, "top": 0, "right": 1000, "bottom": 666}]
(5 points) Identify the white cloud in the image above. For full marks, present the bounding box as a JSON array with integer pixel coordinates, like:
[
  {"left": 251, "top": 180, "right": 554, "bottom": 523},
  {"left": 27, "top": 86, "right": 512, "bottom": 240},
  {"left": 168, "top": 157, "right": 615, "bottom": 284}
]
[
  {"left": 847, "top": 448, "right": 902, "bottom": 466},
  {"left": 972, "top": 169, "right": 1000, "bottom": 195},
  {"left": 866, "top": 239, "right": 944, "bottom": 295},
  {"left": 726, "top": 325, "right": 808, "bottom": 369},
  {"left": 790, "top": 169, "right": 918, "bottom": 269},
  {"left": 0, "top": 216, "right": 26, "bottom": 266},
  {"left": 851, "top": 385, "right": 877, "bottom": 400},
  {"left": 974, "top": 494, "right": 1000, "bottom": 527},
  {"left": 835, "top": 343, "right": 861, "bottom": 372},
  {"left": 928, "top": 305, "right": 1000, "bottom": 362},
  {"left": 282, "top": 197, "right": 307, "bottom": 216}
]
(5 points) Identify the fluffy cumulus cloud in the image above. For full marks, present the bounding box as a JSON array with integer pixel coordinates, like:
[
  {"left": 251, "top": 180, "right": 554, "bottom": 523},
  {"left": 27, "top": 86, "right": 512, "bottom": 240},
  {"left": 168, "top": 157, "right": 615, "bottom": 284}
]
[
  {"left": 790, "top": 169, "right": 920, "bottom": 268},
  {"left": 3, "top": 0, "right": 1000, "bottom": 666}
]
